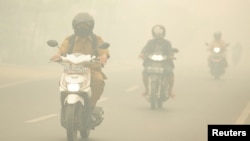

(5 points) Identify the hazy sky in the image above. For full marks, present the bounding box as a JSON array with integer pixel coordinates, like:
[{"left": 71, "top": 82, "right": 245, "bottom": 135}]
[
  {"left": 85, "top": 0, "right": 250, "bottom": 65},
  {"left": 1, "top": 0, "right": 250, "bottom": 66}
]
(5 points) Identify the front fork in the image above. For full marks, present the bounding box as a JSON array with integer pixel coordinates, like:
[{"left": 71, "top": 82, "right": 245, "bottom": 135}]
[
  {"left": 60, "top": 92, "right": 92, "bottom": 130},
  {"left": 148, "top": 75, "right": 168, "bottom": 100},
  {"left": 148, "top": 75, "right": 162, "bottom": 98}
]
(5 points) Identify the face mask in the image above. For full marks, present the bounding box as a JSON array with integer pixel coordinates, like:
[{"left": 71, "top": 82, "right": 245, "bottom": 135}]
[
  {"left": 153, "top": 26, "right": 164, "bottom": 39},
  {"left": 75, "top": 23, "right": 91, "bottom": 37},
  {"left": 76, "top": 27, "right": 91, "bottom": 37}
]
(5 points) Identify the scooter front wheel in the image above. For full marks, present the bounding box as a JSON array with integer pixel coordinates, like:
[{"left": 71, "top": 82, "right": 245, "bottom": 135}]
[
  {"left": 65, "top": 104, "right": 78, "bottom": 141},
  {"left": 157, "top": 98, "right": 163, "bottom": 109},
  {"left": 150, "top": 95, "right": 157, "bottom": 109}
]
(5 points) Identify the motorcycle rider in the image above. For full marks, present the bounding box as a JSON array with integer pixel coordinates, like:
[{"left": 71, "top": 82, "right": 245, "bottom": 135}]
[
  {"left": 139, "top": 24, "right": 175, "bottom": 100},
  {"left": 206, "top": 31, "right": 229, "bottom": 68},
  {"left": 50, "top": 12, "right": 110, "bottom": 121}
]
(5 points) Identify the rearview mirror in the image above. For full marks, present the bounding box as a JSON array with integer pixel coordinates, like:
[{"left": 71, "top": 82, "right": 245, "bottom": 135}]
[
  {"left": 98, "top": 42, "right": 110, "bottom": 49},
  {"left": 47, "top": 40, "right": 58, "bottom": 47}
]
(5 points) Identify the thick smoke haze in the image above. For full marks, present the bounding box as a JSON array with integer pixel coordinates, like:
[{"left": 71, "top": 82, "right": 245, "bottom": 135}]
[
  {"left": 1, "top": 1, "right": 250, "bottom": 141},
  {"left": 1, "top": 0, "right": 250, "bottom": 67}
]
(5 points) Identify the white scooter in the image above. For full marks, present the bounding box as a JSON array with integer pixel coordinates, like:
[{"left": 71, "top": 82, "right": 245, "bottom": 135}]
[{"left": 47, "top": 40, "right": 109, "bottom": 141}]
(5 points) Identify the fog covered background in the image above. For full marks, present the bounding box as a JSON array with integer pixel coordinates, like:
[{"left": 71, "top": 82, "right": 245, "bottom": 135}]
[
  {"left": 0, "top": 0, "right": 249, "bottom": 67},
  {"left": 0, "top": 1, "right": 250, "bottom": 141}
]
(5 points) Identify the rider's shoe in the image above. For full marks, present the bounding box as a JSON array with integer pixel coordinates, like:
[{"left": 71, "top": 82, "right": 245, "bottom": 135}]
[
  {"left": 169, "top": 92, "right": 176, "bottom": 99},
  {"left": 89, "top": 107, "right": 104, "bottom": 129}
]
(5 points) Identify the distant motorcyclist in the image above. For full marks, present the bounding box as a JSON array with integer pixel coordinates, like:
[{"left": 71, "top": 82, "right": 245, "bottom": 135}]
[
  {"left": 206, "top": 31, "right": 229, "bottom": 68},
  {"left": 139, "top": 24, "right": 176, "bottom": 99},
  {"left": 50, "top": 12, "right": 110, "bottom": 109}
]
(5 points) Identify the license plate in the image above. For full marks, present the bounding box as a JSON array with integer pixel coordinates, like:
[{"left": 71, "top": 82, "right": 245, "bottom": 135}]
[
  {"left": 64, "top": 66, "right": 87, "bottom": 73},
  {"left": 146, "top": 66, "right": 164, "bottom": 73}
]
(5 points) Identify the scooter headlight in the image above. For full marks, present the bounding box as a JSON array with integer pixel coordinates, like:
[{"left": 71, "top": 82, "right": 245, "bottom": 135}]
[
  {"left": 213, "top": 47, "right": 221, "bottom": 53},
  {"left": 150, "top": 55, "right": 165, "bottom": 61},
  {"left": 67, "top": 83, "right": 80, "bottom": 92}
]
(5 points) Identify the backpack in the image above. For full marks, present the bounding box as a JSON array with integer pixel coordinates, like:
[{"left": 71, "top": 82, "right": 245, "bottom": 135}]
[{"left": 67, "top": 34, "right": 98, "bottom": 55}]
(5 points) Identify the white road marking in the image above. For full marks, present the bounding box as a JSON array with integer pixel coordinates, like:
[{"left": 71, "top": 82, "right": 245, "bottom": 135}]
[
  {"left": 98, "top": 97, "right": 110, "bottom": 102},
  {"left": 0, "top": 77, "right": 56, "bottom": 89},
  {"left": 25, "top": 97, "right": 110, "bottom": 123},
  {"left": 25, "top": 114, "right": 58, "bottom": 123},
  {"left": 235, "top": 101, "right": 250, "bottom": 124},
  {"left": 125, "top": 85, "right": 139, "bottom": 92}
]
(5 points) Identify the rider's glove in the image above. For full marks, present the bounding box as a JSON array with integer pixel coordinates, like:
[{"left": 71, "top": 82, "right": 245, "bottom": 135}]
[{"left": 97, "top": 54, "right": 108, "bottom": 64}]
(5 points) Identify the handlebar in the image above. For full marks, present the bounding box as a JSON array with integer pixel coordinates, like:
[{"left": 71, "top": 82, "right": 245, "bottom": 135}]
[{"left": 50, "top": 57, "right": 104, "bottom": 68}]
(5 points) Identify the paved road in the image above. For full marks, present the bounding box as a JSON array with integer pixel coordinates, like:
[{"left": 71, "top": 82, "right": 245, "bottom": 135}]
[{"left": 0, "top": 59, "right": 249, "bottom": 141}]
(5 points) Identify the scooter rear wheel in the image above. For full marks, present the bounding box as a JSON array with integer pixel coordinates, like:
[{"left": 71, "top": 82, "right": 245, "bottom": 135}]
[{"left": 80, "top": 129, "right": 90, "bottom": 139}]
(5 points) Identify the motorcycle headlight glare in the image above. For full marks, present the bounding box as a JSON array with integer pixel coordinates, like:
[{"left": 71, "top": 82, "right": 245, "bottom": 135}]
[
  {"left": 67, "top": 83, "right": 80, "bottom": 92},
  {"left": 213, "top": 47, "right": 221, "bottom": 53},
  {"left": 151, "top": 55, "right": 164, "bottom": 61}
]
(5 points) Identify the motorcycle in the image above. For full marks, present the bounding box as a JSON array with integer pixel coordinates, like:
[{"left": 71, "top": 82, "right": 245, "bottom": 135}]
[
  {"left": 206, "top": 43, "right": 228, "bottom": 79},
  {"left": 143, "top": 48, "right": 178, "bottom": 109},
  {"left": 47, "top": 40, "right": 109, "bottom": 141}
]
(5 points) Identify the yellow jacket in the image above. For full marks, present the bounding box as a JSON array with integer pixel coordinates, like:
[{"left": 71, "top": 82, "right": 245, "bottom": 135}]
[
  {"left": 57, "top": 34, "right": 110, "bottom": 72},
  {"left": 58, "top": 35, "right": 110, "bottom": 57}
]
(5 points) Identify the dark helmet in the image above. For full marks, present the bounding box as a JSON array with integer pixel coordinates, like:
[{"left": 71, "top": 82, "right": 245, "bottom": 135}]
[
  {"left": 213, "top": 31, "right": 222, "bottom": 40},
  {"left": 152, "top": 24, "right": 165, "bottom": 38},
  {"left": 72, "top": 12, "right": 95, "bottom": 36}
]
